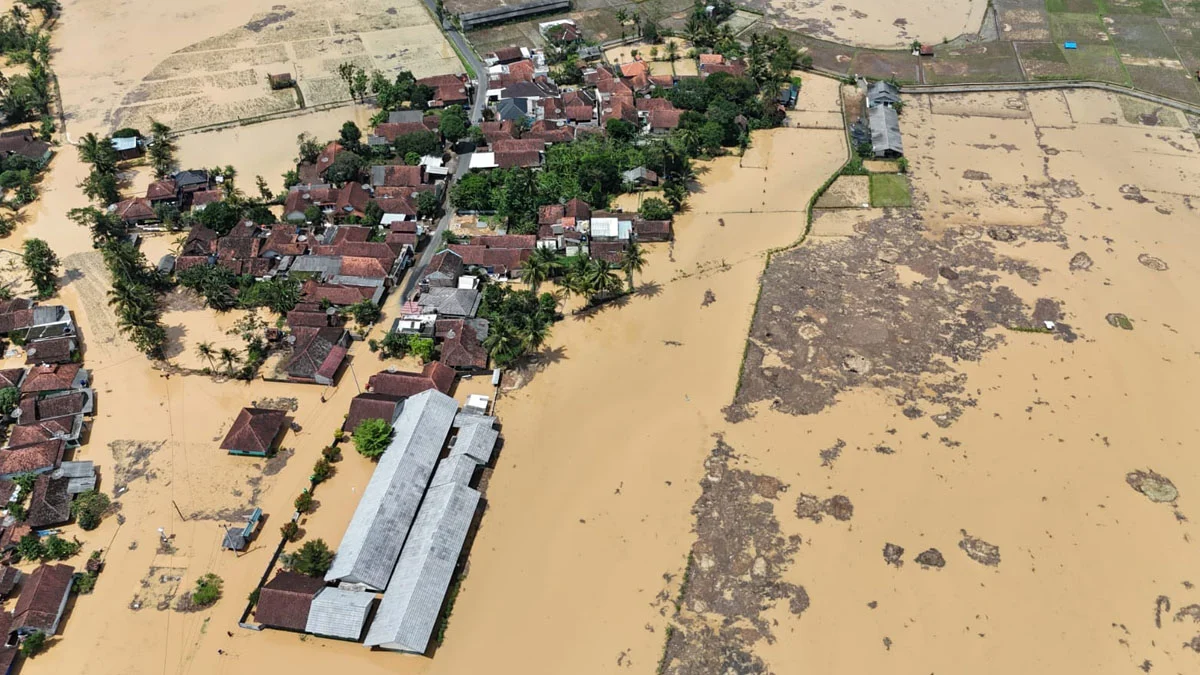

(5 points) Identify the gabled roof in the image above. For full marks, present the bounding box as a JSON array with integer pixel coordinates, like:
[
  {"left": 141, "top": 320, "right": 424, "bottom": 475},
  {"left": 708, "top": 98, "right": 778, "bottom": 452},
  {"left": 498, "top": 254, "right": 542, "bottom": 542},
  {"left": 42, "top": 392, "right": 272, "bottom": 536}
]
[
  {"left": 113, "top": 197, "right": 156, "bottom": 223},
  {"left": 370, "top": 164, "right": 426, "bottom": 188},
  {"left": 0, "top": 440, "right": 64, "bottom": 477},
  {"left": 220, "top": 408, "right": 287, "bottom": 454},
  {"left": 343, "top": 393, "right": 403, "bottom": 433},
  {"left": 448, "top": 422, "right": 498, "bottom": 465},
  {"left": 495, "top": 150, "right": 542, "bottom": 169},
  {"left": 374, "top": 122, "right": 432, "bottom": 142},
  {"left": 12, "top": 563, "right": 73, "bottom": 634},
  {"left": 435, "top": 319, "right": 489, "bottom": 369},
  {"left": 869, "top": 105, "right": 903, "bottom": 156},
  {"left": 0, "top": 368, "right": 24, "bottom": 389},
  {"left": 467, "top": 234, "right": 536, "bottom": 249},
  {"left": 256, "top": 572, "right": 325, "bottom": 631},
  {"left": 417, "top": 286, "right": 481, "bottom": 317},
  {"left": 648, "top": 109, "right": 683, "bottom": 130},
  {"left": 421, "top": 250, "right": 464, "bottom": 286},
  {"left": 305, "top": 587, "right": 374, "bottom": 640},
  {"left": 366, "top": 361, "right": 456, "bottom": 399},
  {"left": 145, "top": 179, "right": 177, "bottom": 200},
  {"left": 287, "top": 327, "right": 348, "bottom": 381},
  {"left": 429, "top": 453, "right": 478, "bottom": 488},
  {"left": 26, "top": 474, "right": 72, "bottom": 528},
  {"left": 325, "top": 389, "right": 459, "bottom": 591},
  {"left": 315, "top": 142, "right": 343, "bottom": 177},
  {"left": 363, "top": 482, "right": 480, "bottom": 652},
  {"left": 20, "top": 363, "right": 82, "bottom": 395},
  {"left": 25, "top": 336, "right": 76, "bottom": 364}
]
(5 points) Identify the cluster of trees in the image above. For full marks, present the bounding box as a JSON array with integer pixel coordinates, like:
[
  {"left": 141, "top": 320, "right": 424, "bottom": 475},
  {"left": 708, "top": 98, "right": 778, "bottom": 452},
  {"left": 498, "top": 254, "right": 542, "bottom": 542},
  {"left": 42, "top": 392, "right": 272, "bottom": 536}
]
[
  {"left": 100, "top": 238, "right": 170, "bottom": 358},
  {"left": 0, "top": 148, "right": 49, "bottom": 217},
  {"left": 0, "top": 4, "right": 55, "bottom": 126},
  {"left": 518, "top": 243, "right": 647, "bottom": 298},
  {"left": 478, "top": 284, "right": 556, "bottom": 368},
  {"left": 368, "top": 68, "right": 434, "bottom": 121},
  {"left": 336, "top": 62, "right": 370, "bottom": 102},
  {"left": 353, "top": 418, "right": 393, "bottom": 459},
  {"left": 76, "top": 131, "right": 121, "bottom": 206},
  {"left": 71, "top": 489, "right": 111, "bottom": 530},
  {"left": 177, "top": 264, "right": 300, "bottom": 315},
  {"left": 666, "top": 71, "right": 785, "bottom": 153},
  {"left": 282, "top": 538, "right": 335, "bottom": 576},
  {"left": 21, "top": 237, "right": 57, "bottom": 298},
  {"left": 15, "top": 532, "right": 80, "bottom": 563},
  {"left": 368, "top": 331, "right": 435, "bottom": 362},
  {"left": 682, "top": 0, "right": 737, "bottom": 53}
]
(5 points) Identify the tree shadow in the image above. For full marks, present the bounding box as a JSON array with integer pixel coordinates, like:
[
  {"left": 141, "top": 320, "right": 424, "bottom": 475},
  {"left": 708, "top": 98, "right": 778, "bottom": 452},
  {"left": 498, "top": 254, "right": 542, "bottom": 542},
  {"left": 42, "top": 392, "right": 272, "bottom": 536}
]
[
  {"left": 161, "top": 322, "right": 189, "bottom": 360},
  {"left": 571, "top": 293, "right": 630, "bottom": 321},
  {"left": 634, "top": 280, "right": 662, "bottom": 299}
]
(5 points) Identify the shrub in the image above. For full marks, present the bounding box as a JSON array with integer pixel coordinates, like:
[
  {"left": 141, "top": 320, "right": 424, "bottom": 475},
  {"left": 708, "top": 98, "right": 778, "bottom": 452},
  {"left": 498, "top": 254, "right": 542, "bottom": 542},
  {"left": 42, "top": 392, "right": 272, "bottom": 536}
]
[
  {"left": 43, "top": 535, "right": 82, "bottom": 561},
  {"left": 71, "top": 490, "right": 111, "bottom": 530},
  {"left": 321, "top": 445, "right": 342, "bottom": 462},
  {"left": 282, "top": 539, "right": 335, "bottom": 577},
  {"left": 353, "top": 418, "right": 393, "bottom": 459},
  {"left": 72, "top": 572, "right": 98, "bottom": 594},
  {"left": 639, "top": 197, "right": 674, "bottom": 221},
  {"left": 191, "top": 573, "right": 223, "bottom": 607},
  {"left": 294, "top": 490, "right": 314, "bottom": 514},
  {"left": 280, "top": 521, "right": 300, "bottom": 542},
  {"left": 248, "top": 588, "right": 260, "bottom": 607},
  {"left": 19, "top": 631, "right": 45, "bottom": 658},
  {"left": 312, "top": 458, "right": 332, "bottom": 484},
  {"left": 16, "top": 533, "right": 44, "bottom": 562}
]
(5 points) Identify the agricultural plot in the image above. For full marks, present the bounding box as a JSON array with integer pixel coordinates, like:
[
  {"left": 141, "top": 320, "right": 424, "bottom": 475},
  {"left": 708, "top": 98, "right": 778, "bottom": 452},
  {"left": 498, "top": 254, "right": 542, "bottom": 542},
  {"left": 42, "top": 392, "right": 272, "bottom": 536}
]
[
  {"left": 869, "top": 173, "right": 912, "bottom": 207},
  {"left": 1061, "top": 43, "right": 1130, "bottom": 83},
  {"left": 923, "top": 42, "right": 1025, "bottom": 83},
  {"left": 112, "top": 0, "right": 460, "bottom": 132},
  {"left": 1015, "top": 41, "right": 1075, "bottom": 78}
]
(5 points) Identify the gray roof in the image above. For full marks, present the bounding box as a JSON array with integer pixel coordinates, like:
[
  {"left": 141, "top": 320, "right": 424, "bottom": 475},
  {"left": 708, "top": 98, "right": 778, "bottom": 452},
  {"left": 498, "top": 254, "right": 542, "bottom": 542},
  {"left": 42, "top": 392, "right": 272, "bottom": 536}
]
[
  {"left": 454, "top": 411, "right": 497, "bottom": 429},
  {"left": 867, "top": 81, "right": 901, "bottom": 106},
  {"left": 289, "top": 255, "right": 343, "bottom": 278},
  {"left": 495, "top": 98, "right": 529, "bottom": 122},
  {"left": 222, "top": 527, "right": 247, "bottom": 550},
  {"left": 305, "top": 587, "right": 374, "bottom": 640},
  {"left": 869, "top": 106, "right": 903, "bottom": 157},
  {"left": 111, "top": 136, "right": 139, "bottom": 152},
  {"left": 51, "top": 460, "right": 96, "bottom": 495},
  {"left": 363, "top": 482, "right": 480, "bottom": 652},
  {"left": 448, "top": 423, "right": 498, "bottom": 465},
  {"left": 418, "top": 287, "right": 481, "bottom": 318},
  {"left": 325, "top": 389, "right": 459, "bottom": 591},
  {"left": 429, "top": 454, "right": 477, "bottom": 488},
  {"left": 388, "top": 110, "right": 425, "bottom": 124}
]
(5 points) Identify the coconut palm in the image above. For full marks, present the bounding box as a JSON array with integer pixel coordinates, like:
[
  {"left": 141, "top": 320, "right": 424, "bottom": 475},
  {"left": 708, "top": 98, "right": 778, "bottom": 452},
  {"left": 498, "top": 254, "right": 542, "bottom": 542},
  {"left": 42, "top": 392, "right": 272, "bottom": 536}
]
[
  {"left": 666, "top": 41, "right": 678, "bottom": 63},
  {"left": 218, "top": 347, "right": 239, "bottom": 376},
  {"left": 620, "top": 241, "right": 647, "bottom": 291},
  {"left": 195, "top": 341, "right": 216, "bottom": 370},
  {"left": 519, "top": 246, "right": 561, "bottom": 292},
  {"left": 77, "top": 132, "right": 117, "bottom": 175}
]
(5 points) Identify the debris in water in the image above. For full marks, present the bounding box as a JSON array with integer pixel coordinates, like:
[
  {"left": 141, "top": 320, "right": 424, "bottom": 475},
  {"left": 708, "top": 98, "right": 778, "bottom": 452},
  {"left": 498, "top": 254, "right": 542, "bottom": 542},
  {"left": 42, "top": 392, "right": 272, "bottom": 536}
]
[
  {"left": 915, "top": 548, "right": 946, "bottom": 568},
  {"left": 1126, "top": 470, "right": 1179, "bottom": 503},
  {"left": 1137, "top": 254, "right": 1169, "bottom": 271},
  {"left": 819, "top": 439, "right": 846, "bottom": 468},
  {"left": 882, "top": 543, "right": 905, "bottom": 567},
  {"left": 1155, "top": 595, "right": 1171, "bottom": 628},
  {"left": 1106, "top": 313, "right": 1134, "bottom": 330},
  {"left": 795, "top": 494, "right": 853, "bottom": 522},
  {"left": 702, "top": 289, "right": 716, "bottom": 306},
  {"left": 883, "top": 636, "right": 892, "bottom": 651},
  {"left": 1069, "top": 251, "right": 1094, "bottom": 271},
  {"left": 1176, "top": 604, "right": 1200, "bottom": 623},
  {"left": 958, "top": 530, "right": 1001, "bottom": 566}
]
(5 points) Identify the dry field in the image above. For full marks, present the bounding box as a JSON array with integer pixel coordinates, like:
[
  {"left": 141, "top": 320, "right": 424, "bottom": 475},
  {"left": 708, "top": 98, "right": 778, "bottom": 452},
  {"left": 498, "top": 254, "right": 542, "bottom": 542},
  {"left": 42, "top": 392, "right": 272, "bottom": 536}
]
[
  {"left": 54, "top": 0, "right": 459, "bottom": 135},
  {"left": 749, "top": 0, "right": 989, "bottom": 48}
]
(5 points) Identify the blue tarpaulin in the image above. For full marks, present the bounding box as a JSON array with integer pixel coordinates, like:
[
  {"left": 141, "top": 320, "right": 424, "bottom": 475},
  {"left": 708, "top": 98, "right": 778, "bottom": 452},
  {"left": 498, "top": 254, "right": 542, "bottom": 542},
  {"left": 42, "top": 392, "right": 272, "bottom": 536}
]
[{"left": 1064, "top": 41, "right": 1078, "bottom": 49}]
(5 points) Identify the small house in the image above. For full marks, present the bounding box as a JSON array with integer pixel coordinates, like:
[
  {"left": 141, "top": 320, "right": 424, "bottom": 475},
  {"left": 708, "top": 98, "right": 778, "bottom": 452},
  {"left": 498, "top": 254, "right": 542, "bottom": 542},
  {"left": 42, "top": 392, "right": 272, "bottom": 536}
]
[
  {"left": 622, "top": 166, "right": 658, "bottom": 187},
  {"left": 219, "top": 407, "right": 287, "bottom": 457},
  {"left": 255, "top": 571, "right": 325, "bottom": 632},
  {"left": 866, "top": 81, "right": 901, "bottom": 109},
  {"left": 868, "top": 105, "right": 904, "bottom": 158},
  {"left": 110, "top": 135, "right": 142, "bottom": 160},
  {"left": 305, "top": 587, "right": 374, "bottom": 640},
  {"left": 268, "top": 73, "right": 295, "bottom": 90},
  {"left": 11, "top": 563, "right": 74, "bottom": 636}
]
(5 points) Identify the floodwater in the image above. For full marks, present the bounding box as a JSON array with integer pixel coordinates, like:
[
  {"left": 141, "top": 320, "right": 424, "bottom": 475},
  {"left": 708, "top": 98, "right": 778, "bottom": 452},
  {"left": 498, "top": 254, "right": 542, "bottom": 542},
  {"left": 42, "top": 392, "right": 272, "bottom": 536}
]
[{"left": 765, "top": 0, "right": 988, "bottom": 48}]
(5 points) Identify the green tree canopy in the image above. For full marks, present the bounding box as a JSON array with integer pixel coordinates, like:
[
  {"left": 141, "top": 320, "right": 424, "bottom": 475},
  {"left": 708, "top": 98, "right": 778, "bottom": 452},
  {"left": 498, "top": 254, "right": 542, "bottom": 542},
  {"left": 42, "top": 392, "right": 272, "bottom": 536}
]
[
  {"left": 283, "top": 539, "right": 335, "bottom": 577},
  {"left": 353, "top": 418, "right": 394, "bottom": 459}
]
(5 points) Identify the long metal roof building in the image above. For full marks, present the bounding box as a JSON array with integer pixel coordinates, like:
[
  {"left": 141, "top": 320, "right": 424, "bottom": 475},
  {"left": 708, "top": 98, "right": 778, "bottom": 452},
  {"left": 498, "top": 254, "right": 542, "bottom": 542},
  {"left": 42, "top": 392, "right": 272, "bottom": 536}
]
[
  {"left": 306, "top": 587, "right": 374, "bottom": 640},
  {"left": 447, "top": 423, "right": 498, "bottom": 465},
  {"left": 869, "top": 105, "right": 904, "bottom": 158},
  {"left": 458, "top": 0, "right": 570, "bottom": 31},
  {"left": 363, "top": 482, "right": 480, "bottom": 652},
  {"left": 429, "top": 454, "right": 478, "bottom": 489},
  {"left": 325, "top": 389, "right": 459, "bottom": 591}
]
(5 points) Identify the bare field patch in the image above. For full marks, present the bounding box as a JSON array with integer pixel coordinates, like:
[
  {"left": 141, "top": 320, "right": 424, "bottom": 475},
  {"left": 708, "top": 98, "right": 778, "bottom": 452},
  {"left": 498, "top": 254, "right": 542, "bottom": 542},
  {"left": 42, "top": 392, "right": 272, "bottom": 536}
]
[
  {"left": 109, "top": 0, "right": 459, "bottom": 132},
  {"left": 745, "top": 0, "right": 989, "bottom": 49},
  {"left": 816, "top": 175, "right": 870, "bottom": 208}
]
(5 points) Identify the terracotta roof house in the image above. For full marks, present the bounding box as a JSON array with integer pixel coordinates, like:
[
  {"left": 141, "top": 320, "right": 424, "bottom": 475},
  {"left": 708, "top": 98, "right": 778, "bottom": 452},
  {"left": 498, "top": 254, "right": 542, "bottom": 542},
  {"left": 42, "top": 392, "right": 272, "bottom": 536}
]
[
  {"left": 145, "top": 179, "right": 178, "bottom": 204},
  {"left": 334, "top": 182, "right": 371, "bottom": 220},
  {"left": 420, "top": 250, "right": 464, "bottom": 288},
  {"left": 0, "top": 367, "right": 24, "bottom": 389},
  {"left": 488, "top": 46, "right": 525, "bottom": 65},
  {"left": 495, "top": 150, "right": 542, "bottom": 169},
  {"left": 370, "top": 164, "right": 426, "bottom": 188},
  {"left": 190, "top": 189, "right": 223, "bottom": 210},
  {"left": 648, "top": 109, "right": 683, "bottom": 134},
  {"left": 26, "top": 474, "right": 72, "bottom": 528},
  {"left": 650, "top": 74, "right": 674, "bottom": 89},
  {"left": 24, "top": 336, "right": 77, "bottom": 365},
  {"left": 11, "top": 563, "right": 74, "bottom": 636},
  {"left": 20, "top": 363, "right": 86, "bottom": 395},
  {"left": 220, "top": 408, "right": 287, "bottom": 457},
  {"left": 699, "top": 53, "right": 724, "bottom": 66},
  {"left": 283, "top": 184, "right": 338, "bottom": 222},
  {"left": 635, "top": 219, "right": 673, "bottom": 242},
  {"left": 492, "top": 138, "right": 546, "bottom": 155},
  {"left": 0, "top": 439, "right": 64, "bottom": 478},
  {"left": 287, "top": 327, "right": 349, "bottom": 386},
  {"left": 636, "top": 97, "right": 676, "bottom": 112},
  {"left": 112, "top": 197, "right": 157, "bottom": 226},
  {"left": 590, "top": 240, "right": 627, "bottom": 264},
  {"left": 478, "top": 121, "right": 515, "bottom": 145},
  {"left": 447, "top": 245, "right": 531, "bottom": 278},
  {"left": 0, "top": 564, "right": 21, "bottom": 598},
  {"left": 373, "top": 122, "right": 432, "bottom": 143},
  {"left": 314, "top": 142, "right": 344, "bottom": 179},
  {"left": 620, "top": 60, "right": 649, "bottom": 79},
  {"left": 435, "top": 319, "right": 489, "bottom": 370},
  {"left": 0, "top": 613, "right": 14, "bottom": 673},
  {"left": 287, "top": 303, "right": 344, "bottom": 329},
  {"left": 300, "top": 280, "right": 376, "bottom": 307},
  {"left": 338, "top": 256, "right": 392, "bottom": 280},
  {"left": 467, "top": 234, "right": 536, "bottom": 249},
  {"left": 701, "top": 61, "right": 747, "bottom": 78},
  {"left": 343, "top": 393, "right": 403, "bottom": 433},
  {"left": 366, "top": 361, "right": 457, "bottom": 399},
  {"left": 255, "top": 571, "right": 325, "bottom": 632}
]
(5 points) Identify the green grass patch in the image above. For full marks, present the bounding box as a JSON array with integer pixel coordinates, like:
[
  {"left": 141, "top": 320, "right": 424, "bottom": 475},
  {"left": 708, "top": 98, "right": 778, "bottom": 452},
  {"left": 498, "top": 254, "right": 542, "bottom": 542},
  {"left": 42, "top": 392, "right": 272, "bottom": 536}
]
[
  {"left": 869, "top": 174, "right": 912, "bottom": 207},
  {"left": 1046, "top": 0, "right": 1103, "bottom": 12},
  {"left": 1049, "top": 12, "right": 1109, "bottom": 44},
  {"left": 1063, "top": 43, "right": 1131, "bottom": 84},
  {"left": 1103, "top": 0, "right": 1171, "bottom": 15}
]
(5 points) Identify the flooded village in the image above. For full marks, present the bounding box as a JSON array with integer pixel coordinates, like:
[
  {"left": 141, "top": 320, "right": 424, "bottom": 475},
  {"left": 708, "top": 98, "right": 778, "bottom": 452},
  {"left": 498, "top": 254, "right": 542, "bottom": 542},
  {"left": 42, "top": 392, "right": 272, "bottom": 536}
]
[{"left": 0, "top": 0, "right": 1193, "bottom": 674}]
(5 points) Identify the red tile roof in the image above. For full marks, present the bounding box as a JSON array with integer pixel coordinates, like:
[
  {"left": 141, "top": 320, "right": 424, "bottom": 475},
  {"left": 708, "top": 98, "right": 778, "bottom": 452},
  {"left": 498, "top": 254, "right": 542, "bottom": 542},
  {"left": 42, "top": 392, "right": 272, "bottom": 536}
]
[
  {"left": 699, "top": 53, "right": 724, "bottom": 66},
  {"left": 114, "top": 197, "right": 156, "bottom": 223},
  {"left": 335, "top": 183, "right": 370, "bottom": 218},
  {"left": 191, "top": 189, "right": 223, "bottom": 207},
  {"left": 255, "top": 572, "right": 324, "bottom": 631},
  {"left": 6, "top": 425, "right": 53, "bottom": 447},
  {"left": 636, "top": 97, "right": 676, "bottom": 111},
  {"left": 0, "top": 440, "right": 63, "bottom": 476},
  {"left": 373, "top": 122, "right": 432, "bottom": 142},
  {"left": 447, "top": 245, "right": 531, "bottom": 275},
  {"left": 620, "top": 60, "right": 649, "bottom": 78},
  {"left": 284, "top": 185, "right": 338, "bottom": 216},
  {"left": 301, "top": 280, "right": 373, "bottom": 306},
  {"left": 373, "top": 164, "right": 426, "bottom": 187},
  {"left": 287, "top": 327, "right": 347, "bottom": 382},
  {"left": 648, "top": 109, "right": 683, "bottom": 130},
  {"left": 343, "top": 393, "right": 402, "bottom": 432},
  {"left": 495, "top": 150, "right": 542, "bottom": 169},
  {"left": 492, "top": 138, "right": 546, "bottom": 154},
  {"left": 538, "top": 203, "right": 565, "bottom": 225},
  {"left": 0, "top": 368, "right": 23, "bottom": 389},
  {"left": 315, "top": 142, "right": 343, "bottom": 177},
  {"left": 468, "top": 234, "right": 536, "bottom": 249},
  {"left": 479, "top": 121, "right": 515, "bottom": 145},
  {"left": 20, "top": 363, "right": 82, "bottom": 395},
  {"left": 145, "top": 179, "right": 177, "bottom": 201},
  {"left": 506, "top": 60, "right": 535, "bottom": 81},
  {"left": 435, "top": 319, "right": 488, "bottom": 369},
  {"left": 220, "top": 408, "right": 286, "bottom": 454},
  {"left": 26, "top": 474, "right": 71, "bottom": 527},
  {"left": 12, "top": 563, "right": 73, "bottom": 634},
  {"left": 338, "top": 256, "right": 390, "bottom": 279},
  {"left": 418, "top": 73, "right": 468, "bottom": 89},
  {"left": 490, "top": 47, "right": 524, "bottom": 64}
]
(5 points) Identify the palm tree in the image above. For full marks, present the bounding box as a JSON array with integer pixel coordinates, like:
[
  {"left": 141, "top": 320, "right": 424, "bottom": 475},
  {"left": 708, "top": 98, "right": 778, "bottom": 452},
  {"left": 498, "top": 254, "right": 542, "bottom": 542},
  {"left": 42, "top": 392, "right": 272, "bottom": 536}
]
[
  {"left": 218, "top": 347, "right": 239, "bottom": 376},
  {"left": 77, "top": 133, "right": 116, "bottom": 175},
  {"left": 519, "top": 247, "right": 561, "bottom": 292},
  {"left": 195, "top": 341, "right": 216, "bottom": 370},
  {"left": 620, "top": 241, "right": 647, "bottom": 291},
  {"left": 666, "top": 41, "right": 678, "bottom": 63},
  {"left": 664, "top": 181, "right": 688, "bottom": 211},
  {"left": 520, "top": 320, "right": 550, "bottom": 352}
]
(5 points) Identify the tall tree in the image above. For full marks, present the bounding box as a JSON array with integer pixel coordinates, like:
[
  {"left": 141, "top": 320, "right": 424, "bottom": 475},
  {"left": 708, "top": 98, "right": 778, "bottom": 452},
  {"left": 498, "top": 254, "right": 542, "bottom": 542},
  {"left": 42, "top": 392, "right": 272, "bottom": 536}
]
[
  {"left": 22, "top": 237, "right": 58, "bottom": 298},
  {"left": 620, "top": 241, "right": 647, "bottom": 290},
  {"left": 77, "top": 132, "right": 117, "bottom": 175},
  {"left": 147, "top": 119, "right": 177, "bottom": 179}
]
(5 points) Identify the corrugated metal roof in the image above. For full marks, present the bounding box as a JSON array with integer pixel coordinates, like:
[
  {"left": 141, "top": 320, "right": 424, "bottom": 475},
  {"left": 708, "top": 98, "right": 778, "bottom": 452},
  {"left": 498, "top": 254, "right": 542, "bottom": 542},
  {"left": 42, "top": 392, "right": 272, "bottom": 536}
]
[
  {"left": 869, "top": 106, "right": 903, "bottom": 156},
  {"left": 363, "top": 482, "right": 480, "bottom": 652},
  {"left": 325, "top": 390, "right": 459, "bottom": 591},
  {"left": 305, "top": 587, "right": 374, "bottom": 640},
  {"left": 429, "top": 454, "right": 477, "bottom": 488},
  {"left": 448, "top": 423, "right": 498, "bottom": 465},
  {"left": 453, "top": 412, "right": 496, "bottom": 428}
]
